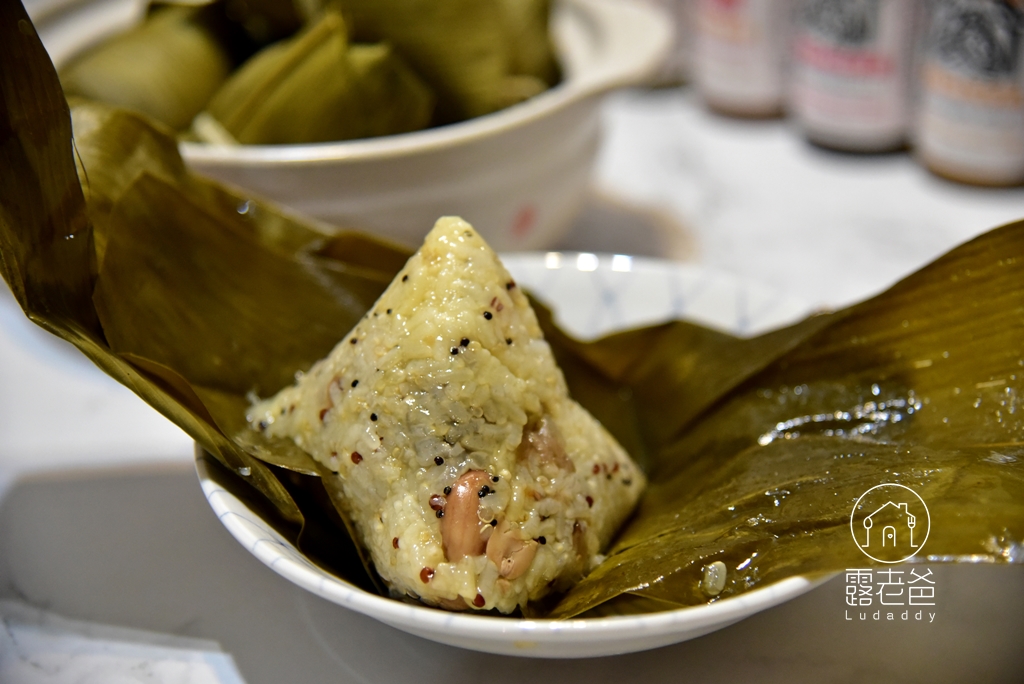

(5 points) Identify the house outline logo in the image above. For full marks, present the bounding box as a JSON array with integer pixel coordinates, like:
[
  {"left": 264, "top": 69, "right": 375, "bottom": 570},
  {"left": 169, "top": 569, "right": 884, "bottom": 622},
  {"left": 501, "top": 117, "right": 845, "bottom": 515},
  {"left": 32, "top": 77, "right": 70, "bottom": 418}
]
[{"left": 850, "top": 483, "right": 931, "bottom": 563}]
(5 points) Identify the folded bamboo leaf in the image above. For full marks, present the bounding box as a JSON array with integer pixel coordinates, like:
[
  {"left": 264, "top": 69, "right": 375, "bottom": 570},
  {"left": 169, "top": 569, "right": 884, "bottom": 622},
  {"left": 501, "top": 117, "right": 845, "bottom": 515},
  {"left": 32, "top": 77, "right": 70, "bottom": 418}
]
[
  {"left": 197, "top": 450, "right": 379, "bottom": 593},
  {"left": 537, "top": 305, "right": 842, "bottom": 463},
  {"left": 314, "top": 230, "right": 412, "bottom": 275},
  {"left": 201, "top": 12, "right": 434, "bottom": 144},
  {"left": 0, "top": 4, "right": 98, "bottom": 336},
  {"left": 550, "top": 222, "right": 1024, "bottom": 617},
  {"left": 0, "top": 0, "right": 401, "bottom": 547},
  {"left": 69, "top": 100, "right": 406, "bottom": 279},
  {"left": 68, "top": 102, "right": 187, "bottom": 269},
  {"left": 92, "top": 172, "right": 387, "bottom": 397}
]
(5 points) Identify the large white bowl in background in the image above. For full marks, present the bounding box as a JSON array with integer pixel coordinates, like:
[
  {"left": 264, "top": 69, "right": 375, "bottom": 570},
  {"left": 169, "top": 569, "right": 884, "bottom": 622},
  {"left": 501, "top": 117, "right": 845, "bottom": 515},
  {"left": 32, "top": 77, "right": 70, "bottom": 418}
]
[
  {"left": 32, "top": 0, "right": 673, "bottom": 251},
  {"left": 196, "top": 255, "right": 826, "bottom": 659}
]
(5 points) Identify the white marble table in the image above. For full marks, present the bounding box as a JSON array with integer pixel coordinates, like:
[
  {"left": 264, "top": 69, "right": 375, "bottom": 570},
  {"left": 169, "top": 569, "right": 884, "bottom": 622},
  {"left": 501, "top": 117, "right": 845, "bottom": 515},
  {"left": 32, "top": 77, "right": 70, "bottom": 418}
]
[{"left": 2, "top": 88, "right": 1023, "bottom": 682}]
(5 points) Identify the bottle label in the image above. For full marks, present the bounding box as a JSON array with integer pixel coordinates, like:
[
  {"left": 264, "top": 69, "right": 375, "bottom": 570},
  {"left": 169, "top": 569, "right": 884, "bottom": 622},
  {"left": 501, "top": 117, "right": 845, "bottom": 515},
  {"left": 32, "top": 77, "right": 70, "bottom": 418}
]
[
  {"left": 695, "top": 0, "right": 788, "bottom": 113},
  {"left": 917, "top": 0, "right": 1024, "bottom": 183},
  {"left": 790, "top": 0, "right": 913, "bottom": 147}
]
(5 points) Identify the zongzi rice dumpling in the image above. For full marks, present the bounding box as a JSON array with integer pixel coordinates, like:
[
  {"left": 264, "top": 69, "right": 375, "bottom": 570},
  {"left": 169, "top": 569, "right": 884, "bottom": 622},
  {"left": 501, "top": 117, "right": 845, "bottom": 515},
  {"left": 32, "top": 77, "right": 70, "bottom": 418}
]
[
  {"left": 247, "top": 217, "right": 644, "bottom": 613},
  {"left": 338, "top": 0, "right": 559, "bottom": 122},
  {"left": 196, "top": 11, "right": 434, "bottom": 145},
  {"left": 59, "top": 4, "right": 234, "bottom": 131}
]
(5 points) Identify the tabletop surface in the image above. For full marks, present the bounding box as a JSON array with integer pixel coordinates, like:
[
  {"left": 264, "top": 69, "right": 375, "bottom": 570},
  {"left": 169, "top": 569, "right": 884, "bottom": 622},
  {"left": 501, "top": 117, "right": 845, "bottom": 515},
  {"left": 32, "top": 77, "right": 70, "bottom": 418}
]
[{"left": 2, "top": 86, "right": 1023, "bottom": 682}]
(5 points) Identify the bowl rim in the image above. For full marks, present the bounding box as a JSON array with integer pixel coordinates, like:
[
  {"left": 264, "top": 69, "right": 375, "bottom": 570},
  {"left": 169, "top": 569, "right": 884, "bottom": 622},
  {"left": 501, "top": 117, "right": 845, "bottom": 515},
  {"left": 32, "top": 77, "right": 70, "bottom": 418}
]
[{"left": 196, "top": 453, "right": 830, "bottom": 644}]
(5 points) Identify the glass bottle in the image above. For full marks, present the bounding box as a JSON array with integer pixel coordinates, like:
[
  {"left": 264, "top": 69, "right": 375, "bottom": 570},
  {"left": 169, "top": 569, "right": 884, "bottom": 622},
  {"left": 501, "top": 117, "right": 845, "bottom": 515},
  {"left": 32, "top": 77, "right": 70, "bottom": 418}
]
[
  {"left": 693, "top": 0, "right": 789, "bottom": 116},
  {"left": 915, "top": 0, "right": 1024, "bottom": 186},
  {"left": 789, "top": 0, "right": 917, "bottom": 151}
]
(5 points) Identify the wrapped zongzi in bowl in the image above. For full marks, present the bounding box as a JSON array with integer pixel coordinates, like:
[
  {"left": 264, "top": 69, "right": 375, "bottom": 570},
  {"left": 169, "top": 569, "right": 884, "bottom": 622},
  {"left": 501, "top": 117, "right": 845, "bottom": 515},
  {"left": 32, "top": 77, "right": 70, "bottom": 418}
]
[{"left": 34, "top": 0, "right": 673, "bottom": 251}]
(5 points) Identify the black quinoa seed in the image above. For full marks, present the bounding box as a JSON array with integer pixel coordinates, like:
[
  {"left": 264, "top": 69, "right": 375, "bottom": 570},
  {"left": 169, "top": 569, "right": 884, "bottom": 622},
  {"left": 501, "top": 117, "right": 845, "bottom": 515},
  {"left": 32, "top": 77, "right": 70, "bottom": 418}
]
[
  {"left": 435, "top": 510, "right": 444, "bottom": 518},
  {"left": 451, "top": 347, "right": 459, "bottom": 355},
  {"left": 506, "top": 338, "right": 512, "bottom": 345},
  {"left": 434, "top": 456, "right": 444, "bottom": 466},
  {"left": 483, "top": 311, "right": 493, "bottom": 320},
  {"left": 536, "top": 536, "right": 546, "bottom": 545},
  {"left": 460, "top": 338, "right": 470, "bottom": 347},
  {"left": 490, "top": 519, "right": 498, "bottom": 526},
  {"left": 350, "top": 338, "right": 357, "bottom": 344},
  {"left": 370, "top": 413, "right": 378, "bottom": 421},
  {"left": 443, "top": 486, "right": 452, "bottom": 495},
  {"left": 402, "top": 275, "right": 408, "bottom": 282},
  {"left": 506, "top": 281, "right": 515, "bottom": 290},
  {"left": 386, "top": 308, "right": 392, "bottom": 314},
  {"left": 351, "top": 380, "right": 359, "bottom": 387},
  {"left": 258, "top": 420, "right": 268, "bottom": 431},
  {"left": 491, "top": 476, "right": 499, "bottom": 482},
  {"left": 478, "top": 486, "right": 490, "bottom": 497}
]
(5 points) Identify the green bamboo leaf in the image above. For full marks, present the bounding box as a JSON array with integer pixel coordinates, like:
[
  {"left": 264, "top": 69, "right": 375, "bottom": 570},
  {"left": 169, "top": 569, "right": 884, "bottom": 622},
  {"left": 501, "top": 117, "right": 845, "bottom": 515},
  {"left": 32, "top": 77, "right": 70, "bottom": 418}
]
[
  {"left": 551, "top": 222, "right": 1024, "bottom": 617},
  {"left": 0, "top": 2, "right": 98, "bottom": 336},
  {"left": 91, "top": 171, "right": 386, "bottom": 397}
]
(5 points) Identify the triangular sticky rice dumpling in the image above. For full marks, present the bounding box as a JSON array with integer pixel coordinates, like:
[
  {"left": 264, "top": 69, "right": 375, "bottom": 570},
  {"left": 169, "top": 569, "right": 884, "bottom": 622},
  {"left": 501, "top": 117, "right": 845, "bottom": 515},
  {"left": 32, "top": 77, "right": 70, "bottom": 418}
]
[{"left": 248, "top": 217, "right": 644, "bottom": 613}]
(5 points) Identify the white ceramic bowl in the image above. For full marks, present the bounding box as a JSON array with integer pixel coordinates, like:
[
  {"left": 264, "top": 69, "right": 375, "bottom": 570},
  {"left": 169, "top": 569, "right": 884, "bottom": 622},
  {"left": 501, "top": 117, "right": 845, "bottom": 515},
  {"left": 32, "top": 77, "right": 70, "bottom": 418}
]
[
  {"left": 195, "top": 255, "right": 830, "bottom": 658},
  {"left": 32, "top": 0, "right": 673, "bottom": 251}
]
